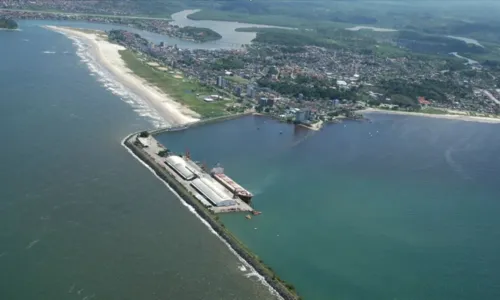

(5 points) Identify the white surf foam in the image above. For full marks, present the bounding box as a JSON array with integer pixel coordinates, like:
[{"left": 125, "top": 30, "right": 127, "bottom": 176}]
[
  {"left": 238, "top": 264, "right": 248, "bottom": 272},
  {"left": 26, "top": 239, "right": 40, "bottom": 249},
  {"left": 121, "top": 136, "right": 283, "bottom": 300},
  {"left": 66, "top": 35, "right": 167, "bottom": 129}
]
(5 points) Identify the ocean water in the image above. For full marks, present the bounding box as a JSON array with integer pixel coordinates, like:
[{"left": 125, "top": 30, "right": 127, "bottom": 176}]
[
  {"left": 0, "top": 24, "right": 278, "bottom": 299},
  {"left": 157, "top": 114, "right": 500, "bottom": 300}
]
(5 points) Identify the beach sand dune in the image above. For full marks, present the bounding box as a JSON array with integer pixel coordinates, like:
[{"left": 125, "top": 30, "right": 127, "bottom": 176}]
[{"left": 44, "top": 25, "right": 199, "bottom": 126}]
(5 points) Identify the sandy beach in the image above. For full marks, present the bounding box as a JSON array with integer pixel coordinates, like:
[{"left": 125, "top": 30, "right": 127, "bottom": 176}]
[
  {"left": 359, "top": 107, "right": 500, "bottom": 124},
  {"left": 44, "top": 25, "right": 199, "bottom": 126}
]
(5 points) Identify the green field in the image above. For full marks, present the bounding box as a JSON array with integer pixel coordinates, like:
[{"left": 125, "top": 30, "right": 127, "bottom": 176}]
[
  {"left": 225, "top": 75, "right": 248, "bottom": 84},
  {"left": 119, "top": 50, "right": 231, "bottom": 118}
]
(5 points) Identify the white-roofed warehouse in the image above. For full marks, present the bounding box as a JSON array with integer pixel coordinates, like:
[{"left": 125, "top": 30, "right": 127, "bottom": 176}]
[
  {"left": 165, "top": 155, "right": 196, "bottom": 180},
  {"left": 190, "top": 178, "right": 237, "bottom": 207}
]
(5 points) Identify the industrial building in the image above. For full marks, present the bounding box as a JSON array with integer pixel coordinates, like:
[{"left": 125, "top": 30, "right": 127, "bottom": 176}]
[
  {"left": 165, "top": 155, "right": 196, "bottom": 180},
  {"left": 137, "top": 137, "right": 150, "bottom": 147},
  {"left": 190, "top": 177, "right": 237, "bottom": 207},
  {"left": 295, "top": 109, "right": 312, "bottom": 123}
]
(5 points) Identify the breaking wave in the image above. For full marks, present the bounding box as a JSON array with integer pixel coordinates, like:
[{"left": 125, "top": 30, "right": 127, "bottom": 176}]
[{"left": 68, "top": 35, "right": 167, "bottom": 128}]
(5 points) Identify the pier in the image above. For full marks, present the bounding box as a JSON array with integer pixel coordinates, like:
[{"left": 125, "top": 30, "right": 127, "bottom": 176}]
[
  {"left": 134, "top": 133, "right": 253, "bottom": 214},
  {"left": 123, "top": 130, "right": 300, "bottom": 300}
]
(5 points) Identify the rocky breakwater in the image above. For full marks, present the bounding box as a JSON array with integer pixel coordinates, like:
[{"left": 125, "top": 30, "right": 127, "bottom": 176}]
[{"left": 123, "top": 131, "right": 301, "bottom": 300}]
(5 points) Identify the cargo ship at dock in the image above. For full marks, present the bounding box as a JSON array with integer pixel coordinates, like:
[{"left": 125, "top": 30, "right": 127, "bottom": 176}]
[{"left": 211, "top": 164, "right": 253, "bottom": 203}]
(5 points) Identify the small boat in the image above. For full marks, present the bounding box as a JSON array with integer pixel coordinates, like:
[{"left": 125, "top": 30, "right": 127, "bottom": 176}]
[
  {"left": 245, "top": 215, "right": 252, "bottom": 220},
  {"left": 252, "top": 210, "right": 262, "bottom": 216}
]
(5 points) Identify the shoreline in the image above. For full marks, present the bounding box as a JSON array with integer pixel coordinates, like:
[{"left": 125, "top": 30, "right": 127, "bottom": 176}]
[
  {"left": 49, "top": 24, "right": 298, "bottom": 299},
  {"left": 122, "top": 131, "right": 299, "bottom": 300},
  {"left": 43, "top": 25, "right": 200, "bottom": 126},
  {"left": 359, "top": 107, "right": 500, "bottom": 124}
]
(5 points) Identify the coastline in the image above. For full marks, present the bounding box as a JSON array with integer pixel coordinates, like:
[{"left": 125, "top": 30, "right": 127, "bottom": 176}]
[
  {"left": 359, "top": 107, "right": 500, "bottom": 124},
  {"left": 122, "top": 132, "right": 299, "bottom": 300},
  {"left": 47, "top": 24, "right": 298, "bottom": 299},
  {"left": 43, "top": 25, "right": 200, "bottom": 126}
]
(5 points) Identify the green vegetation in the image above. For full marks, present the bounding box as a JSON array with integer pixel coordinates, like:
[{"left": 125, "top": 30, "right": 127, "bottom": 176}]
[
  {"left": 420, "top": 107, "right": 448, "bottom": 115},
  {"left": 0, "top": 17, "right": 18, "bottom": 29},
  {"left": 249, "top": 27, "right": 410, "bottom": 57},
  {"left": 396, "top": 30, "right": 487, "bottom": 55},
  {"left": 119, "top": 49, "right": 231, "bottom": 118},
  {"left": 178, "top": 26, "right": 222, "bottom": 42},
  {"left": 257, "top": 75, "right": 355, "bottom": 100},
  {"left": 364, "top": 78, "right": 472, "bottom": 109},
  {"left": 210, "top": 57, "right": 245, "bottom": 70},
  {"left": 188, "top": 9, "right": 325, "bottom": 28},
  {"left": 224, "top": 75, "right": 249, "bottom": 85}
]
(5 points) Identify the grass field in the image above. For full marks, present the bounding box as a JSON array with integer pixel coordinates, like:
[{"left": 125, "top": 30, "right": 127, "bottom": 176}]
[
  {"left": 225, "top": 75, "right": 249, "bottom": 84},
  {"left": 119, "top": 50, "right": 231, "bottom": 118}
]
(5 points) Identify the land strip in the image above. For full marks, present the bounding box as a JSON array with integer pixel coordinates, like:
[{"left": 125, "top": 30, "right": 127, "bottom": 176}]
[
  {"left": 123, "top": 129, "right": 301, "bottom": 300},
  {"left": 358, "top": 107, "right": 500, "bottom": 123}
]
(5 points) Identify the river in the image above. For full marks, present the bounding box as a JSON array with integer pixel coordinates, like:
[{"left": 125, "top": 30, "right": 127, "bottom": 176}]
[{"left": 171, "top": 9, "right": 287, "bottom": 47}]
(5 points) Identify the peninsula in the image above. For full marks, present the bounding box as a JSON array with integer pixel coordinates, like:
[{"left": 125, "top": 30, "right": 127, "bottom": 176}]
[
  {"left": 123, "top": 128, "right": 301, "bottom": 300},
  {"left": 177, "top": 26, "right": 222, "bottom": 42},
  {"left": 0, "top": 18, "right": 17, "bottom": 29},
  {"left": 44, "top": 25, "right": 301, "bottom": 299}
]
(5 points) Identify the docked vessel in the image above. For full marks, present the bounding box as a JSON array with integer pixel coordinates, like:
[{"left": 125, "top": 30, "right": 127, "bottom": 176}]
[{"left": 211, "top": 164, "right": 253, "bottom": 203}]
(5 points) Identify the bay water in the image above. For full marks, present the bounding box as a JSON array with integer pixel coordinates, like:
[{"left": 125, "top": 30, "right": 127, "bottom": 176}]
[
  {"left": 158, "top": 114, "right": 500, "bottom": 300},
  {"left": 0, "top": 23, "right": 277, "bottom": 300}
]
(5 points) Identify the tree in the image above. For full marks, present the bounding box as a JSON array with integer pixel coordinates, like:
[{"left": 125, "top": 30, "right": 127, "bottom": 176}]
[{"left": 158, "top": 149, "right": 170, "bottom": 157}]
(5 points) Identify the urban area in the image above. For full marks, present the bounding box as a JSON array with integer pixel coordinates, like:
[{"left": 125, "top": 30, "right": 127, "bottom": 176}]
[
  {"left": 108, "top": 28, "right": 500, "bottom": 127},
  {"left": 2, "top": 1, "right": 500, "bottom": 127}
]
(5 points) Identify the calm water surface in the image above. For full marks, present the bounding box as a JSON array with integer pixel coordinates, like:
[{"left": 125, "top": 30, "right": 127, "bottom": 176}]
[
  {"left": 158, "top": 114, "right": 500, "bottom": 300},
  {"left": 171, "top": 9, "right": 283, "bottom": 47},
  {"left": 0, "top": 23, "right": 277, "bottom": 300}
]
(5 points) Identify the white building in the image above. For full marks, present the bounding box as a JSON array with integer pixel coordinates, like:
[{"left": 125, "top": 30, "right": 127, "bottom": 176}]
[
  {"left": 190, "top": 177, "right": 237, "bottom": 207},
  {"left": 165, "top": 155, "right": 196, "bottom": 180}
]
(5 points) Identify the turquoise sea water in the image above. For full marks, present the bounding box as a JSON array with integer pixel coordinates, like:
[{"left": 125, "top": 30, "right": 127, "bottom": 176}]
[
  {"left": 158, "top": 115, "right": 500, "bottom": 300},
  {"left": 0, "top": 23, "right": 277, "bottom": 299}
]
